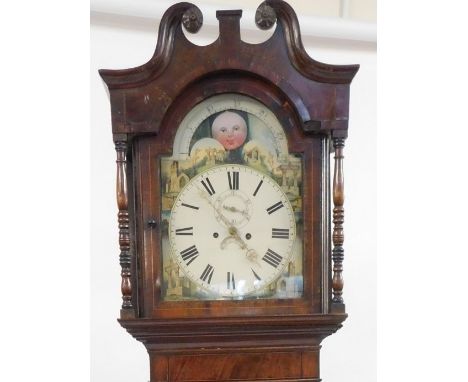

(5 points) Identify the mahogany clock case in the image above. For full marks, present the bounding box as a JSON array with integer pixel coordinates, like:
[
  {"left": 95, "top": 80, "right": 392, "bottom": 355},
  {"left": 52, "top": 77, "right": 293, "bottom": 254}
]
[{"left": 98, "top": 1, "right": 359, "bottom": 381}]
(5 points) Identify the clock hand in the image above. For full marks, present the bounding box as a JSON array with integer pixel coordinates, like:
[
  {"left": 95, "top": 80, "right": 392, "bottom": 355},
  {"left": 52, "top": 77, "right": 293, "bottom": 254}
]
[
  {"left": 228, "top": 227, "right": 261, "bottom": 266},
  {"left": 246, "top": 249, "right": 262, "bottom": 267},
  {"left": 220, "top": 235, "right": 238, "bottom": 249},
  {"left": 223, "top": 205, "right": 237, "bottom": 212},
  {"left": 220, "top": 227, "right": 246, "bottom": 250},
  {"left": 199, "top": 192, "right": 259, "bottom": 265},
  {"left": 222, "top": 205, "right": 250, "bottom": 218},
  {"left": 197, "top": 188, "right": 233, "bottom": 228},
  {"left": 198, "top": 190, "right": 251, "bottom": 254},
  {"left": 219, "top": 233, "right": 261, "bottom": 267},
  {"left": 230, "top": 229, "right": 247, "bottom": 250}
]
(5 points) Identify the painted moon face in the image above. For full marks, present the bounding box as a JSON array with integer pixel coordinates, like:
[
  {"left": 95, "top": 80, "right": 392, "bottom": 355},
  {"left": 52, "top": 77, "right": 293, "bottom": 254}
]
[{"left": 211, "top": 111, "right": 248, "bottom": 151}]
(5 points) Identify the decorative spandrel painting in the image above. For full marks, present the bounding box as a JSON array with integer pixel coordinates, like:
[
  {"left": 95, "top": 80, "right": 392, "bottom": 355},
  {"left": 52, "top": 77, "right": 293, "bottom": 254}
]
[{"left": 160, "top": 94, "right": 304, "bottom": 301}]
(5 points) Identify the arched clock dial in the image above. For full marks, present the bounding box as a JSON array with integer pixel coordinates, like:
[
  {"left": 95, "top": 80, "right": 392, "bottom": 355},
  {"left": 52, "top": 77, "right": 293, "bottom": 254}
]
[
  {"left": 169, "top": 165, "right": 296, "bottom": 297},
  {"left": 171, "top": 93, "right": 289, "bottom": 161}
]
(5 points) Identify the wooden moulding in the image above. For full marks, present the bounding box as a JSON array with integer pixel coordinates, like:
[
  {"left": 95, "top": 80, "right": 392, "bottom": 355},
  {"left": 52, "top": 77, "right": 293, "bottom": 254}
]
[
  {"left": 122, "top": 314, "right": 344, "bottom": 381},
  {"left": 119, "top": 314, "right": 346, "bottom": 352},
  {"left": 98, "top": 1, "right": 359, "bottom": 136}
]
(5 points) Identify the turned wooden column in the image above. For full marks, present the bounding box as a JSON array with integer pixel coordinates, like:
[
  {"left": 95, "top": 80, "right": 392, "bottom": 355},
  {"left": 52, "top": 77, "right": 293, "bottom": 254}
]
[
  {"left": 115, "top": 140, "right": 134, "bottom": 317},
  {"left": 332, "top": 138, "right": 345, "bottom": 305}
]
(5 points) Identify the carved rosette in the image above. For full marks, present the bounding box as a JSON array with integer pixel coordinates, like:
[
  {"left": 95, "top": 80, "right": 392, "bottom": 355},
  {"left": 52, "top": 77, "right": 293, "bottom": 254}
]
[
  {"left": 182, "top": 5, "right": 203, "bottom": 34},
  {"left": 256, "top": 3, "right": 277, "bottom": 30},
  {"left": 332, "top": 138, "right": 345, "bottom": 304},
  {"left": 115, "top": 141, "right": 133, "bottom": 312}
]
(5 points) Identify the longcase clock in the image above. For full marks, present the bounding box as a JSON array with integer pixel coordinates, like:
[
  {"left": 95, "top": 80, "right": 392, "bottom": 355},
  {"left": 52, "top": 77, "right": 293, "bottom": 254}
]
[{"left": 99, "top": 1, "right": 359, "bottom": 381}]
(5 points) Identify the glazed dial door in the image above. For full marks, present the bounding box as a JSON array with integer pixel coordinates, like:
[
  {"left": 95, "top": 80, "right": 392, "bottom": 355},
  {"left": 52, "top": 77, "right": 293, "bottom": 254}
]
[
  {"left": 169, "top": 165, "right": 296, "bottom": 297},
  {"left": 160, "top": 93, "right": 304, "bottom": 301}
]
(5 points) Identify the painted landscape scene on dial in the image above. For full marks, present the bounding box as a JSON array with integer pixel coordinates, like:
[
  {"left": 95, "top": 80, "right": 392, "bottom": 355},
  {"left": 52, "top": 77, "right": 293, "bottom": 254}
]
[{"left": 160, "top": 107, "right": 304, "bottom": 300}]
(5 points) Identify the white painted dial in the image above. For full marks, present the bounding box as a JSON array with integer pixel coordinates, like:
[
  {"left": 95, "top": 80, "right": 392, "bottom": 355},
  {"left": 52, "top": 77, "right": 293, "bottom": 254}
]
[{"left": 169, "top": 164, "right": 296, "bottom": 297}]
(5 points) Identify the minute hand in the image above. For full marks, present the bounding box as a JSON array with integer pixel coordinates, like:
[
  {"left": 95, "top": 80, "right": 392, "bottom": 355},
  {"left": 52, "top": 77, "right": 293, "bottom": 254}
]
[{"left": 230, "top": 230, "right": 261, "bottom": 266}]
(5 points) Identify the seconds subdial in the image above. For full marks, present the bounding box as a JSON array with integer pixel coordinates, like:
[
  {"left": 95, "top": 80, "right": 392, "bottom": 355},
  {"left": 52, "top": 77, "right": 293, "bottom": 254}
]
[{"left": 215, "top": 189, "right": 252, "bottom": 228}]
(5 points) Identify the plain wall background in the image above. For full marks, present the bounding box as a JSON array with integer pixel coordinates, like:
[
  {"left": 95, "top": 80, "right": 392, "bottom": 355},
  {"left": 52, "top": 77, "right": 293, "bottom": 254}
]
[{"left": 90, "top": 2, "right": 377, "bottom": 381}]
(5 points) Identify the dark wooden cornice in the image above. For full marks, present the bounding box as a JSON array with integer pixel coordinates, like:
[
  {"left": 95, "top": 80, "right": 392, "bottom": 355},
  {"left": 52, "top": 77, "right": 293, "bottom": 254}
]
[
  {"left": 99, "top": 1, "right": 359, "bottom": 139},
  {"left": 99, "top": 2, "right": 196, "bottom": 89},
  {"left": 119, "top": 314, "right": 347, "bottom": 351},
  {"left": 99, "top": 1, "right": 358, "bottom": 89},
  {"left": 266, "top": 0, "right": 359, "bottom": 84}
]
